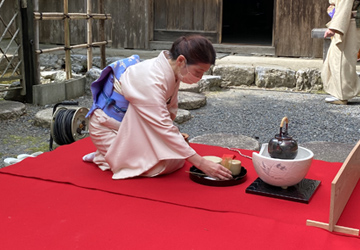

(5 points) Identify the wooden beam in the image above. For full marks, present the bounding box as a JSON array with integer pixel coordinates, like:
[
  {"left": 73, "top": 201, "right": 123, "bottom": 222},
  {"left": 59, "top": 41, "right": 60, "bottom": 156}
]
[
  {"left": 34, "top": 12, "right": 112, "bottom": 20},
  {"left": 35, "top": 41, "right": 111, "bottom": 54}
]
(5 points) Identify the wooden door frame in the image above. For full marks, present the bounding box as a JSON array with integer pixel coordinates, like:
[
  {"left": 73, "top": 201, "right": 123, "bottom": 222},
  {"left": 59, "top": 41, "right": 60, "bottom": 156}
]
[{"left": 147, "top": 0, "right": 275, "bottom": 56}]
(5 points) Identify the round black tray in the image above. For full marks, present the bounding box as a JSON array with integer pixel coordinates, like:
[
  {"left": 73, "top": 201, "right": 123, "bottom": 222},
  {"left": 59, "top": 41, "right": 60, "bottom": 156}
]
[{"left": 189, "top": 166, "right": 247, "bottom": 187}]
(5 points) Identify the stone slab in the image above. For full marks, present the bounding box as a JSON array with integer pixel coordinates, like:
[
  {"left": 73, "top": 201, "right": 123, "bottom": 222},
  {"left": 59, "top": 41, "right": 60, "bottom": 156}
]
[
  {"left": 178, "top": 92, "right": 207, "bottom": 110},
  {"left": 174, "top": 109, "right": 191, "bottom": 124},
  {"left": 189, "top": 133, "right": 260, "bottom": 151},
  {"left": 0, "top": 100, "right": 26, "bottom": 120},
  {"left": 179, "top": 82, "right": 200, "bottom": 93}
]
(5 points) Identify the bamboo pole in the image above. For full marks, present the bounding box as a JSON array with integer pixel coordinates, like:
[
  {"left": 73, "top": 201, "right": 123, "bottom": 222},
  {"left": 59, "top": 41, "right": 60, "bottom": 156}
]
[
  {"left": 87, "top": 0, "right": 93, "bottom": 71},
  {"left": 64, "top": 0, "right": 72, "bottom": 79},
  {"left": 34, "top": 12, "right": 111, "bottom": 20},
  {"left": 35, "top": 41, "right": 111, "bottom": 54},
  {"left": 98, "top": 0, "right": 106, "bottom": 69}
]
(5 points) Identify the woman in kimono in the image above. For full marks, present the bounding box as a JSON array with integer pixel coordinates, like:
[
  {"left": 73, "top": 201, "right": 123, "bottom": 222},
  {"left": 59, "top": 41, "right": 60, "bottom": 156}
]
[
  {"left": 321, "top": 0, "right": 360, "bottom": 105},
  {"left": 83, "top": 35, "right": 233, "bottom": 180}
]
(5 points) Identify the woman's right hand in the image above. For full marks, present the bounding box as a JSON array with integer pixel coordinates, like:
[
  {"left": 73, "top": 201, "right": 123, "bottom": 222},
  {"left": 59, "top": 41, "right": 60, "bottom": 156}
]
[{"left": 196, "top": 158, "right": 233, "bottom": 180}]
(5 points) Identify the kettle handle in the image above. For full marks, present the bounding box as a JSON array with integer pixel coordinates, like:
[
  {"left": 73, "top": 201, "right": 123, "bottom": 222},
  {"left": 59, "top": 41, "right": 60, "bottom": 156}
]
[{"left": 279, "top": 117, "right": 289, "bottom": 135}]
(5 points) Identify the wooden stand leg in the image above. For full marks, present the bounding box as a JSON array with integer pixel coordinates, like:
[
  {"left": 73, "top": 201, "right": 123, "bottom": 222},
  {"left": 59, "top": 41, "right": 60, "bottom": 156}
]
[
  {"left": 306, "top": 140, "right": 360, "bottom": 236},
  {"left": 306, "top": 220, "right": 359, "bottom": 236}
]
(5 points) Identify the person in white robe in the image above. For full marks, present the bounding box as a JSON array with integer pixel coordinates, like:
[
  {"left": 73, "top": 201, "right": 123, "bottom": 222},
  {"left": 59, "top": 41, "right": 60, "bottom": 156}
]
[
  {"left": 83, "top": 35, "right": 233, "bottom": 180},
  {"left": 321, "top": 0, "right": 360, "bottom": 105}
]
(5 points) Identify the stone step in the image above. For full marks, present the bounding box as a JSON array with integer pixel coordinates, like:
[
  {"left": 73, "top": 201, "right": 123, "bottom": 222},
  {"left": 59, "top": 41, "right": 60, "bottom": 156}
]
[
  {"left": 179, "top": 75, "right": 222, "bottom": 93},
  {"left": 173, "top": 109, "right": 191, "bottom": 124},
  {"left": 178, "top": 91, "right": 206, "bottom": 110},
  {"left": 179, "top": 82, "right": 200, "bottom": 93},
  {"left": 34, "top": 108, "right": 53, "bottom": 128},
  {"left": 0, "top": 100, "right": 26, "bottom": 120},
  {"left": 34, "top": 106, "right": 81, "bottom": 128}
]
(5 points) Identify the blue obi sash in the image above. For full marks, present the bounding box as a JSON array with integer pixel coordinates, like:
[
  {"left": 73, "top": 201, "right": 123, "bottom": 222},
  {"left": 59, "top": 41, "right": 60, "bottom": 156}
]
[{"left": 86, "top": 55, "right": 140, "bottom": 122}]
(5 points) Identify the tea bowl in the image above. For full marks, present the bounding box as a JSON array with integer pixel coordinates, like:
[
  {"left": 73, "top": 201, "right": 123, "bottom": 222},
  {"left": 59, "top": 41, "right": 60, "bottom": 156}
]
[{"left": 252, "top": 143, "right": 314, "bottom": 189}]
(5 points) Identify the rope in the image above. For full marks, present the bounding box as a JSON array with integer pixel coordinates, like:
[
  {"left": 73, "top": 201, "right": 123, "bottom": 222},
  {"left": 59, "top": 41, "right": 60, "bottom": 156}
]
[
  {"left": 225, "top": 147, "right": 253, "bottom": 160},
  {"left": 52, "top": 109, "right": 76, "bottom": 145}
]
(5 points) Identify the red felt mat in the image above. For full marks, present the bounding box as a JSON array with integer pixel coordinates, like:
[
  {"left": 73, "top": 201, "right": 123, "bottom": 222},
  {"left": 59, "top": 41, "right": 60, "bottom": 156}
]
[
  {"left": 1, "top": 138, "right": 359, "bottom": 249},
  {"left": 0, "top": 174, "right": 359, "bottom": 249}
]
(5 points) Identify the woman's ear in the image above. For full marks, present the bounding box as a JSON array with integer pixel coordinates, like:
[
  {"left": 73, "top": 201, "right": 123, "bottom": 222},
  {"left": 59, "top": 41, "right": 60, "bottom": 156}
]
[{"left": 176, "top": 55, "right": 186, "bottom": 67}]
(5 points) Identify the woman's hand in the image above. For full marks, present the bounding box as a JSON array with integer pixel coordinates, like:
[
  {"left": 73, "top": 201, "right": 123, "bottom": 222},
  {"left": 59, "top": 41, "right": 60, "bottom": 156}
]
[
  {"left": 199, "top": 160, "right": 233, "bottom": 180},
  {"left": 187, "top": 154, "right": 233, "bottom": 180},
  {"left": 324, "top": 28, "right": 335, "bottom": 38},
  {"left": 197, "top": 158, "right": 233, "bottom": 180}
]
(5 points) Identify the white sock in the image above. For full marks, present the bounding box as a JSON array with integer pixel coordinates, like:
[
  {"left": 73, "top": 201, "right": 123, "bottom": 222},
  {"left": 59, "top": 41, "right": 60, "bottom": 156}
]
[{"left": 82, "top": 152, "right": 96, "bottom": 162}]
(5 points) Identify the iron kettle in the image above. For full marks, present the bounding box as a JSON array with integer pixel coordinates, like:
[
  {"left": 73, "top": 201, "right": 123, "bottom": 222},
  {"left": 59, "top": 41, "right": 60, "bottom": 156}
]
[{"left": 268, "top": 117, "right": 298, "bottom": 159}]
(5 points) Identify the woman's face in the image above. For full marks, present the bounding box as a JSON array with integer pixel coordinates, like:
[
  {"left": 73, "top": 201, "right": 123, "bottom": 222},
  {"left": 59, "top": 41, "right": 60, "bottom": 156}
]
[{"left": 179, "top": 61, "right": 211, "bottom": 84}]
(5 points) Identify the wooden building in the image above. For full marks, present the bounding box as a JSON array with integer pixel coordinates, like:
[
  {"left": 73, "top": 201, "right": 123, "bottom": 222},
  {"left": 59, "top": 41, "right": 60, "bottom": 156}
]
[
  {"left": 149, "top": 0, "right": 330, "bottom": 57},
  {"left": 3, "top": 0, "right": 331, "bottom": 58}
]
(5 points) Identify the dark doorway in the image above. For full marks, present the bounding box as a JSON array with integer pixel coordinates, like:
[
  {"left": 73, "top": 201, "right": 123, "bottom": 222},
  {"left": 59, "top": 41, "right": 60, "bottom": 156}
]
[{"left": 222, "top": 0, "right": 274, "bottom": 45}]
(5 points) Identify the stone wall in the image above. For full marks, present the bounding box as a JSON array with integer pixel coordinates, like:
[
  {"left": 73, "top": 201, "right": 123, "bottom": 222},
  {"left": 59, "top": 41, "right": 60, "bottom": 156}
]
[
  {"left": 38, "top": 53, "right": 325, "bottom": 96},
  {"left": 212, "top": 64, "right": 323, "bottom": 92}
]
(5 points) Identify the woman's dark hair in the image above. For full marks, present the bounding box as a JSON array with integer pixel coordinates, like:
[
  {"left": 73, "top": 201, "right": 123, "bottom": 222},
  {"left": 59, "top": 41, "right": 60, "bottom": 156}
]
[{"left": 169, "top": 35, "right": 216, "bottom": 65}]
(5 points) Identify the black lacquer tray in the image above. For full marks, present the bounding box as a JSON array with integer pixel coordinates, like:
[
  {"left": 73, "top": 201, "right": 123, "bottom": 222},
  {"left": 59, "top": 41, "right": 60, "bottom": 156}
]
[
  {"left": 189, "top": 166, "right": 247, "bottom": 187},
  {"left": 245, "top": 177, "right": 321, "bottom": 204}
]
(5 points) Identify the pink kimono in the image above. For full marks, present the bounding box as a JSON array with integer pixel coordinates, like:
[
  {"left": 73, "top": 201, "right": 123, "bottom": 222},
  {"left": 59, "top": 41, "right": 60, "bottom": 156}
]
[{"left": 88, "top": 51, "right": 196, "bottom": 179}]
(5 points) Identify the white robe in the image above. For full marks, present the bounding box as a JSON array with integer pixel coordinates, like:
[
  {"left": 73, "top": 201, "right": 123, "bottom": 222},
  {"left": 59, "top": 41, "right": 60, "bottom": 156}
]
[
  {"left": 321, "top": 0, "right": 360, "bottom": 100},
  {"left": 90, "top": 51, "right": 196, "bottom": 179}
]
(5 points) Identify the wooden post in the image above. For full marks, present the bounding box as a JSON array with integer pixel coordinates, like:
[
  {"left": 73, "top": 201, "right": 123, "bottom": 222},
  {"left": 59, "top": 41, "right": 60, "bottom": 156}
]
[
  {"left": 98, "top": 0, "right": 106, "bottom": 69},
  {"left": 20, "top": 0, "right": 37, "bottom": 103},
  {"left": 33, "top": 0, "right": 40, "bottom": 85},
  {"left": 64, "top": 0, "right": 72, "bottom": 79},
  {"left": 87, "top": 0, "right": 93, "bottom": 71}
]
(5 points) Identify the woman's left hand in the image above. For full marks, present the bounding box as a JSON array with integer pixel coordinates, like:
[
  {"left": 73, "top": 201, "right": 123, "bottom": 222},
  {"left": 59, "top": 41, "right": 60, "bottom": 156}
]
[{"left": 324, "top": 28, "right": 335, "bottom": 38}]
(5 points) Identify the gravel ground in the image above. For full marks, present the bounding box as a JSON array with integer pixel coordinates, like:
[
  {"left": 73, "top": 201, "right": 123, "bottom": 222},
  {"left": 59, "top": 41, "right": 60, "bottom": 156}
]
[
  {"left": 1, "top": 87, "right": 360, "bottom": 168},
  {"left": 178, "top": 87, "right": 360, "bottom": 146}
]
